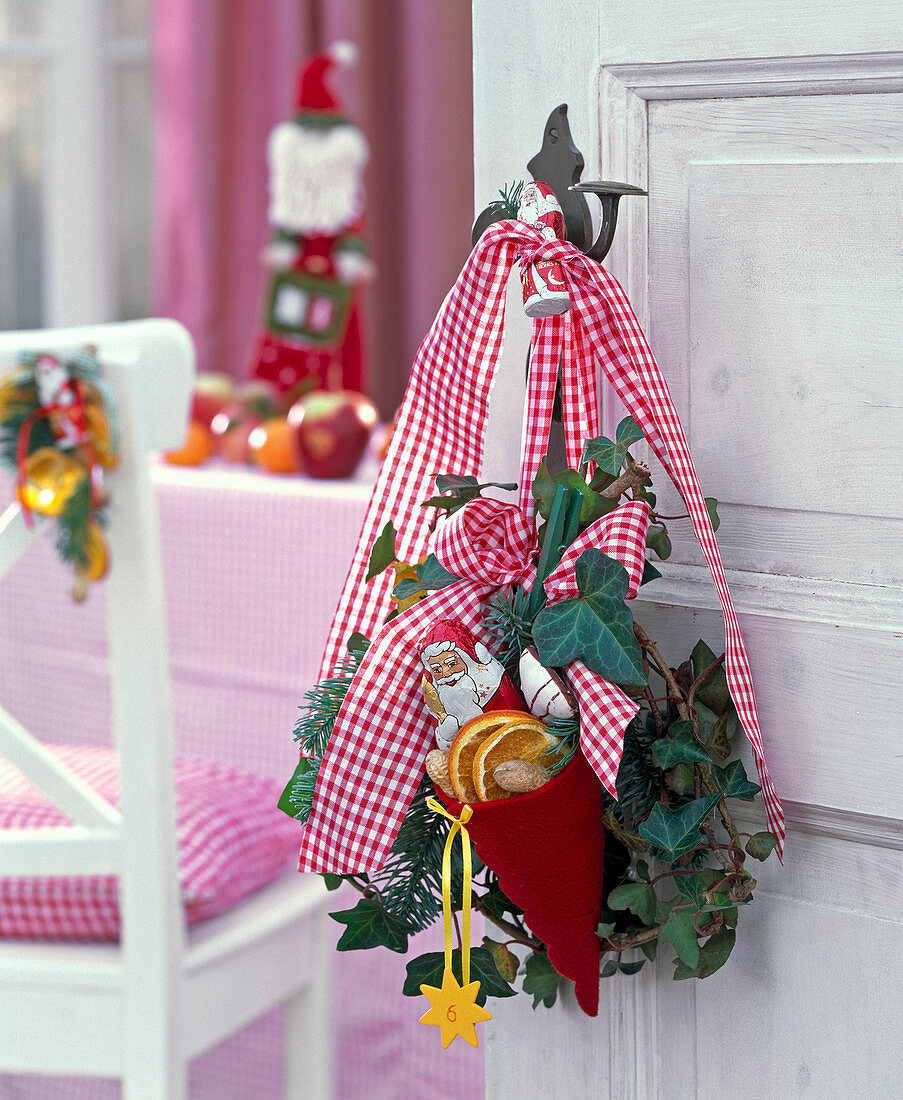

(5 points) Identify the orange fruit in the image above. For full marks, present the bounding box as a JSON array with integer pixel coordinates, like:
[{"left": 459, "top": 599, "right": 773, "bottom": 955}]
[
  {"left": 249, "top": 417, "right": 301, "bottom": 474},
  {"left": 447, "top": 710, "right": 533, "bottom": 803},
  {"left": 472, "top": 719, "right": 559, "bottom": 801},
  {"left": 164, "top": 420, "right": 213, "bottom": 466}
]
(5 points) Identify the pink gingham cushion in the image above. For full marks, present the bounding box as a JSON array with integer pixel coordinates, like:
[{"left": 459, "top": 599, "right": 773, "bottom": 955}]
[{"left": 0, "top": 744, "right": 301, "bottom": 940}]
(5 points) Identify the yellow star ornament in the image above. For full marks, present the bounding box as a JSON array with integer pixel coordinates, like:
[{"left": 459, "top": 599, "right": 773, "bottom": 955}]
[{"left": 419, "top": 966, "right": 493, "bottom": 1048}]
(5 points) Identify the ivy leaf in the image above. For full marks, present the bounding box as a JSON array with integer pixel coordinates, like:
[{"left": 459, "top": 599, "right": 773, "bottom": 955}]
[
  {"left": 640, "top": 939, "right": 658, "bottom": 962},
  {"left": 346, "top": 632, "right": 371, "bottom": 658},
  {"left": 635, "top": 860, "right": 651, "bottom": 883},
  {"left": 402, "top": 948, "right": 517, "bottom": 1005},
  {"left": 704, "top": 497, "right": 721, "bottom": 533},
  {"left": 600, "top": 960, "right": 619, "bottom": 978},
  {"left": 640, "top": 559, "right": 662, "bottom": 586},
  {"left": 421, "top": 475, "right": 518, "bottom": 514},
  {"left": 329, "top": 898, "right": 409, "bottom": 953},
  {"left": 666, "top": 763, "right": 696, "bottom": 795},
  {"left": 607, "top": 882, "right": 656, "bottom": 926},
  {"left": 582, "top": 416, "right": 645, "bottom": 475},
  {"left": 480, "top": 878, "right": 523, "bottom": 920},
  {"left": 658, "top": 907, "right": 700, "bottom": 968},
  {"left": 322, "top": 873, "right": 347, "bottom": 892},
  {"left": 652, "top": 736, "right": 711, "bottom": 769},
  {"left": 619, "top": 960, "right": 645, "bottom": 975},
  {"left": 637, "top": 794, "right": 722, "bottom": 859},
  {"left": 646, "top": 526, "right": 672, "bottom": 561},
  {"left": 674, "top": 873, "right": 708, "bottom": 908},
  {"left": 366, "top": 522, "right": 397, "bottom": 581},
  {"left": 711, "top": 760, "right": 761, "bottom": 802},
  {"left": 533, "top": 550, "right": 646, "bottom": 685},
  {"left": 596, "top": 921, "right": 617, "bottom": 941},
  {"left": 484, "top": 938, "right": 519, "bottom": 983},
  {"left": 523, "top": 951, "right": 561, "bottom": 1009},
  {"left": 392, "top": 554, "right": 460, "bottom": 602},
  {"left": 673, "top": 926, "right": 735, "bottom": 980},
  {"left": 746, "top": 831, "right": 779, "bottom": 861},
  {"left": 705, "top": 712, "right": 735, "bottom": 760},
  {"left": 532, "top": 461, "right": 616, "bottom": 529},
  {"left": 690, "top": 639, "right": 729, "bottom": 715}
]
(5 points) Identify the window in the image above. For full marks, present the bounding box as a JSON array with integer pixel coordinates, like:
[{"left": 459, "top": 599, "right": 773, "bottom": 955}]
[{"left": 0, "top": 0, "right": 152, "bottom": 330}]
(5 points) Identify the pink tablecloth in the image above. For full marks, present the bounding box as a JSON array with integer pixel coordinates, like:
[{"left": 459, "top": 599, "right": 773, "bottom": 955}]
[{"left": 0, "top": 460, "right": 483, "bottom": 1100}]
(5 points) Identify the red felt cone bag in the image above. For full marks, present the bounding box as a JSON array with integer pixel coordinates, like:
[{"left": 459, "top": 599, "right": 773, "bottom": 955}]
[{"left": 439, "top": 751, "right": 605, "bottom": 1016}]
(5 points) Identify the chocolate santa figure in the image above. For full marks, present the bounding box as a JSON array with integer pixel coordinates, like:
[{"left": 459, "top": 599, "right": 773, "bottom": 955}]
[
  {"left": 517, "top": 181, "right": 572, "bottom": 318},
  {"left": 248, "top": 41, "right": 371, "bottom": 395},
  {"left": 419, "top": 619, "right": 524, "bottom": 751}
]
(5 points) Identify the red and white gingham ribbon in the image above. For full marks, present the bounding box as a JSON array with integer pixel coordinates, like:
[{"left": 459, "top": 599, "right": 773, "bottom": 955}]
[{"left": 298, "top": 221, "right": 784, "bottom": 874}]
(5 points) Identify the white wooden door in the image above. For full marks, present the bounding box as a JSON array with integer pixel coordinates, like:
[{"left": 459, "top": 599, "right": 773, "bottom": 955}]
[{"left": 474, "top": 5, "right": 903, "bottom": 1097}]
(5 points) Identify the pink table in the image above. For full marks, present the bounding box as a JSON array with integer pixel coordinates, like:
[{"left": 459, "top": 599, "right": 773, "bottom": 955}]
[{"left": 0, "top": 461, "right": 483, "bottom": 1099}]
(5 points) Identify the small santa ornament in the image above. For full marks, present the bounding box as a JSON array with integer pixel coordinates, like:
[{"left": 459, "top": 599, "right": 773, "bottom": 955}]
[
  {"left": 517, "top": 181, "right": 572, "bottom": 318},
  {"left": 419, "top": 619, "right": 524, "bottom": 751},
  {"left": 248, "top": 41, "right": 371, "bottom": 395}
]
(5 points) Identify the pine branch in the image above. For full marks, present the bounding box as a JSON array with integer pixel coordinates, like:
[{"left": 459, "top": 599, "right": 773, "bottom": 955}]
[{"left": 483, "top": 586, "right": 534, "bottom": 676}]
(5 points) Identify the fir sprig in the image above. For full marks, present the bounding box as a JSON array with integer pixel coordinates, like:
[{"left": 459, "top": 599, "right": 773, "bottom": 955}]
[
  {"left": 484, "top": 585, "right": 535, "bottom": 676},
  {"left": 54, "top": 477, "right": 94, "bottom": 568},
  {"left": 371, "top": 777, "right": 463, "bottom": 933},
  {"left": 498, "top": 180, "right": 524, "bottom": 219}
]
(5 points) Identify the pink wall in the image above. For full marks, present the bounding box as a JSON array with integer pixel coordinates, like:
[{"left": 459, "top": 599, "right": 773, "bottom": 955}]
[{"left": 153, "top": 0, "right": 474, "bottom": 417}]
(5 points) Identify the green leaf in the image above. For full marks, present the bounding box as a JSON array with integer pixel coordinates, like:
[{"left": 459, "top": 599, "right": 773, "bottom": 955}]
[
  {"left": 533, "top": 549, "right": 646, "bottom": 685},
  {"left": 619, "top": 960, "right": 645, "bottom": 975},
  {"left": 391, "top": 554, "right": 460, "bottom": 602},
  {"left": 637, "top": 794, "right": 722, "bottom": 859},
  {"left": 646, "top": 526, "right": 672, "bottom": 561},
  {"left": 705, "top": 712, "right": 734, "bottom": 760},
  {"left": 329, "top": 898, "right": 409, "bottom": 953},
  {"left": 711, "top": 760, "right": 761, "bottom": 802},
  {"left": 704, "top": 497, "right": 721, "bottom": 533},
  {"left": 674, "top": 873, "right": 708, "bottom": 908},
  {"left": 277, "top": 755, "right": 311, "bottom": 818},
  {"left": 640, "top": 939, "right": 658, "bottom": 962},
  {"left": 600, "top": 960, "right": 619, "bottom": 978},
  {"left": 479, "top": 878, "right": 523, "bottom": 920},
  {"left": 322, "top": 873, "right": 347, "bottom": 892},
  {"left": 607, "top": 882, "right": 657, "bottom": 926},
  {"left": 523, "top": 951, "right": 561, "bottom": 1009},
  {"left": 690, "top": 640, "right": 729, "bottom": 714},
  {"left": 658, "top": 907, "right": 700, "bottom": 968},
  {"left": 640, "top": 559, "right": 662, "bottom": 586},
  {"left": 366, "top": 522, "right": 397, "bottom": 581},
  {"left": 673, "top": 926, "right": 735, "bottom": 980},
  {"left": 402, "top": 948, "right": 517, "bottom": 1005},
  {"left": 484, "top": 938, "right": 519, "bottom": 983},
  {"left": 596, "top": 921, "right": 617, "bottom": 941},
  {"left": 652, "top": 736, "right": 711, "bottom": 769},
  {"left": 746, "top": 831, "right": 779, "bottom": 861},
  {"left": 532, "top": 461, "right": 615, "bottom": 529},
  {"left": 667, "top": 763, "right": 696, "bottom": 796},
  {"left": 346, "top": 632, "right": 371, "bottom": 658},
  {"left": 635, "top": 860, "right": 651, "bottom": 883},
  {"left": 422, "top": 475, "right": 518, "bottom": 514},
  {"left": 582, "top": 416, "right": 645, "bottom": 475}
]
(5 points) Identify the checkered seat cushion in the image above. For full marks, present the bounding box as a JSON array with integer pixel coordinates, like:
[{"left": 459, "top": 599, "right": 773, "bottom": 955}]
[{"left": 0, "top": 744, "right": 302, "bottom": 940}]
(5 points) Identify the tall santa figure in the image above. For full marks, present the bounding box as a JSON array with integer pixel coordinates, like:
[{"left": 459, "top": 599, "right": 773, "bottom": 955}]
[{"left": 247, "top": 41, "right": 370, "bottom": 394}]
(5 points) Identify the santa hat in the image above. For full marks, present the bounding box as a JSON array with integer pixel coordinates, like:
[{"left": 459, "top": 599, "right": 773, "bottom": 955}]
[
  {"left": 419, "top": 620, "right": 479, "bottom": 672},
  {"left": 293, "top": 40, "right": 359, "bottom": 116}
]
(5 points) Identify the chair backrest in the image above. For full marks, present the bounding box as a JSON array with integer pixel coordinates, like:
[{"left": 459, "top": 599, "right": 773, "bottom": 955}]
[{"left": 0, "top": 320, "right": 194, "bottom": 960}]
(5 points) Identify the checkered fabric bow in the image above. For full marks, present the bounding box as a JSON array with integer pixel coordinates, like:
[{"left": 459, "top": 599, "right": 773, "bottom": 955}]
[{"left": 298, "top": 220, "right": 784, "bottom": 875}]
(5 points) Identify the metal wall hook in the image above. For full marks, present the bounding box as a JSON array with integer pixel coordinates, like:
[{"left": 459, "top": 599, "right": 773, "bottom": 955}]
[{"left": 471, "top": 103, "right": 646, "bottom": 263}]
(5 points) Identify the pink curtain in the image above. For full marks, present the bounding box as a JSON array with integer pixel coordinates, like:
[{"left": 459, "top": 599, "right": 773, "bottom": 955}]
[{"left": 152, "top": 0, "right": 474, "bottom": 417}]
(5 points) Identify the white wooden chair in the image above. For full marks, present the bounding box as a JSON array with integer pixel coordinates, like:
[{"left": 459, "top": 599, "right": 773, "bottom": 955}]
[{"left": 0, "top": 321, "right": 329, "bottom": 1099}]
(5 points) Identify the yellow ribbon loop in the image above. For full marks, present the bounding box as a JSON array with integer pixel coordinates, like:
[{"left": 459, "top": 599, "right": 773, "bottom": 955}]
[{"left": 426, "top": 798, "right": 474, "bottom": 983}]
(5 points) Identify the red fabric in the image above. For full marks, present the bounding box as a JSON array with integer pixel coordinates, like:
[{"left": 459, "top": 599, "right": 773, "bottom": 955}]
[
  {"left": 296, "top": 220, "right": 783, "bottom": 878},
  {"left": 0, "top": 745, "right": 301, "bottom": 940},
  {"left": 295, "top": 52, "right": 344, "bottom": 112},
  {"left": 439, "top": 752, "right": 605, "bottom": 1016}
]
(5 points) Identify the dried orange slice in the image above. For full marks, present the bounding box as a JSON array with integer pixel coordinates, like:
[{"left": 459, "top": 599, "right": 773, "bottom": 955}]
[
  {"left": 472, "top": 719, "right": 560, "bottom": 801},
  {"left": 447, "top": 710, "right": 528, "bottom": 802}
]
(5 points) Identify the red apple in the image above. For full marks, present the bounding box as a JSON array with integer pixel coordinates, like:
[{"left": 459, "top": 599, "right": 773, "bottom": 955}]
[
  {"left": 287, "top": 390, "right": 379, "bottom": 479},
  {"left": 191, "top": 372, "right": 236, "bottom": 429}
]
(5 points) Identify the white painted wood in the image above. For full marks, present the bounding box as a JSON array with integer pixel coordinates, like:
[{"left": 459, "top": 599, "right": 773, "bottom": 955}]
[
  {"left": 0, "top": 321, "right": 331, "bottom": 1094},
  {"left": 473, "top": 6, "right": 903, "bottom": 1097}
]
